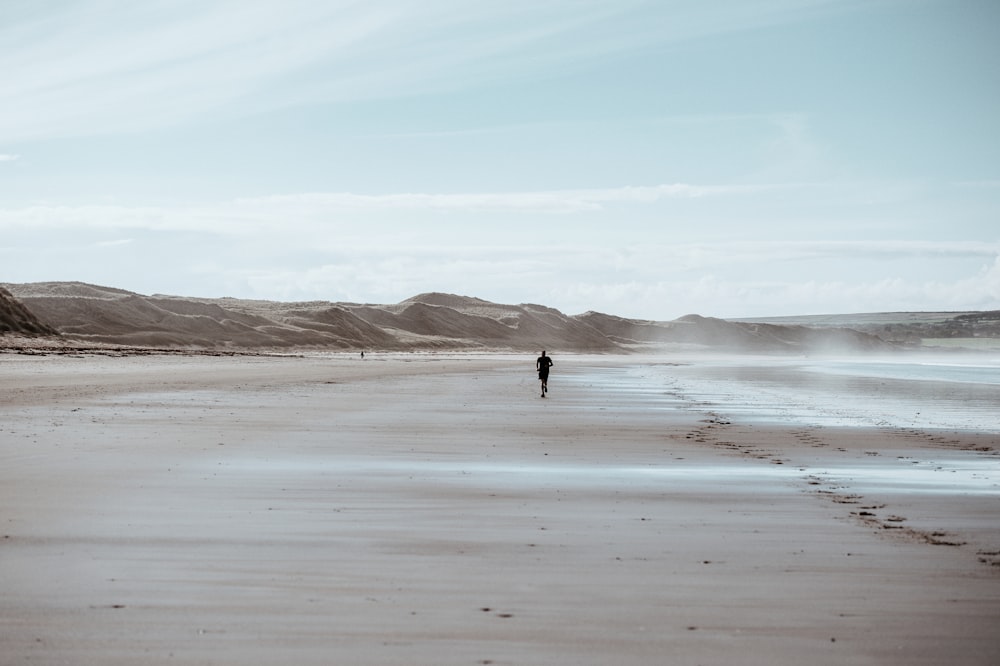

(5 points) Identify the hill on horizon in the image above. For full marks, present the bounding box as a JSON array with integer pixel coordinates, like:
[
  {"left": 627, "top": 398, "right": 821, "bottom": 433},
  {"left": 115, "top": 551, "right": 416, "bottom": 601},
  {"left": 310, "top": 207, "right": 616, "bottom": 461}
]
[{"left": 4, "top": 280, "right": 988, "bottom": 354}]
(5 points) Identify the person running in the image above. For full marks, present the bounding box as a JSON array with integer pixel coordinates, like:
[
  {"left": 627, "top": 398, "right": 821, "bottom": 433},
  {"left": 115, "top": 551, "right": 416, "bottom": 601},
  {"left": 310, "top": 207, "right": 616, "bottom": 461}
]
[{"left": 536, "top": 350, "right": 553, "bottom": 397}]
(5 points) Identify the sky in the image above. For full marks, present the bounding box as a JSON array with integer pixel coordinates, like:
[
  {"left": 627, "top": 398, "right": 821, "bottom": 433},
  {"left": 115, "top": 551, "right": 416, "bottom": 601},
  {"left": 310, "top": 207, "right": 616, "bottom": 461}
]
[{"left": 1, "top": 0, "right": 998, "bottom": 320}]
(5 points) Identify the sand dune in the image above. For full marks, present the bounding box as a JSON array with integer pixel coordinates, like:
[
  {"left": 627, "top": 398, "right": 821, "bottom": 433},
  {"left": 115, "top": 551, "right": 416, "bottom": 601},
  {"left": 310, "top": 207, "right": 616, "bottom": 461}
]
[
  {"left": 0, "top": 286, "right": 58, "bottom": 336},
  {"left": 0, "top": 281, "right": 981, "bottom": 353}
]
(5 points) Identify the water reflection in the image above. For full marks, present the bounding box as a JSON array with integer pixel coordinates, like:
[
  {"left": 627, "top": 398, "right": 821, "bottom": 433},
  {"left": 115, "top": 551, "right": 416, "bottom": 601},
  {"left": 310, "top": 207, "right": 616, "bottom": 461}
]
[
  {"left": 567, "top": 357, "right": 1000, "bottom": 432},
  {"left": 222, "top": 457, "right": 998, "bottom": 496}
]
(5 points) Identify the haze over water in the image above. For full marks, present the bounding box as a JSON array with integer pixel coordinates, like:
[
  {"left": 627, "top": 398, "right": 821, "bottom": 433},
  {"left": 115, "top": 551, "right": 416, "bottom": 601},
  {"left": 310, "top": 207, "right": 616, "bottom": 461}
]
[{"left": 574, "top": 355, "right": 1000, "bottom": 433}]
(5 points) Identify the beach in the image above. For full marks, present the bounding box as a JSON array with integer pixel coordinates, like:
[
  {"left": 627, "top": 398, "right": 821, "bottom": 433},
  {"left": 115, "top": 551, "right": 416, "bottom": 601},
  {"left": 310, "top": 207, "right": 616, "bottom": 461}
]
[{"left": 1, "top": 351, "right": 998, "bottom": 665}]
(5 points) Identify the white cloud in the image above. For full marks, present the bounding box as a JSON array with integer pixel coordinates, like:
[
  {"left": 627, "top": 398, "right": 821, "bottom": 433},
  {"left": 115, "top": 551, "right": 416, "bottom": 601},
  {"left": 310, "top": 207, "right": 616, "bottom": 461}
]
[
  {"left": 236, "top": 183, "right": 782, "bottom": 215},
  {"left": 3, "top": 181, "right": 996, "bottom": 318},
  {"left": 0, "top": 0, "right": 877, "bottom": 142},
  {"left": 551, "top": 261, "right": 1000, "bottom": 319},
  {"left": 7, "top": 228, "right": 997, "bottom": 318},
  {"left": 0, "top": 204, "right": 182, "bottom": 231},
  {"left": 0, "top": 153, "right": 19, "bottom": 161},
  {"left": 0, "top": 1, "right": 401, "bottom": 141},
  {"left": 153, "top": 234, "right": 1000, "bottom": 317},
  {"left": 611, "top": 241, "right": 1000, "bottom": 282},
  {"left": 92, "top": 238, "right": 134, "bottom": 248},
  {"left": 0, "top": 181, "right": 792, "bottom": 234}
]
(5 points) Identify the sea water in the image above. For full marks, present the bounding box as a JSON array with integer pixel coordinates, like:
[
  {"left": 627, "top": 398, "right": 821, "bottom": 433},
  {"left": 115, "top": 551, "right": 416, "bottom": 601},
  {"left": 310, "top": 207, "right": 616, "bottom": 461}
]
[
  {"left": 562, "top": 355, "right": 1000, "bottom": 496},
  {"left": 572, "top": 355, "right": 1000, "bottom": 433}
]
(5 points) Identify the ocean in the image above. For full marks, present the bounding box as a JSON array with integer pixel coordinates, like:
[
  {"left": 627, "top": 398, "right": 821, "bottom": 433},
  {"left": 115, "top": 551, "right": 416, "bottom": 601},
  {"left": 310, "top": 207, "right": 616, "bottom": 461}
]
[{"left": 573, "top": 354, "right": 1000, "bottom": 433}]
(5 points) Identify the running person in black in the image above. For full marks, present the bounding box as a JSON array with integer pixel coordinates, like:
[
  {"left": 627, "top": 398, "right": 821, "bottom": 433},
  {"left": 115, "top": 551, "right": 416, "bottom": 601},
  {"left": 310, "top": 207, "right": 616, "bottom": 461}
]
[{"left": 536, "top": 350, "right": 553, "bottom": 397}]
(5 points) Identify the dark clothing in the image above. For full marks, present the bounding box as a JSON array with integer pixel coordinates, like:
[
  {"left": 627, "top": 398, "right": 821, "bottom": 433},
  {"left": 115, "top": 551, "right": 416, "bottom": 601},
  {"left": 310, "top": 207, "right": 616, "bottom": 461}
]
[{"left": 536, "top": 355, "right": 553, "bottom": 379}]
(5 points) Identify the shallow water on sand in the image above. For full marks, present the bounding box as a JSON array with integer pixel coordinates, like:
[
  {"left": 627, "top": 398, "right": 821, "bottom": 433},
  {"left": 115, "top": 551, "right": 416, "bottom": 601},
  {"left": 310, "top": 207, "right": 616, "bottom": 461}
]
[
  {"left": 222, "top": 456, "right": 1000, "bottom": 497},
  {"left": 804, "top": 357, "right": 1000, "bottom": 386},
  {"left": 574, "top": 356, "right": 1000, "bottom": 433},
  {"left": 806, "top": 458, "right": 1000, "bottom": 495},
  {"left": 563, "top": 356, "right": 1000, "bottom": 497}
]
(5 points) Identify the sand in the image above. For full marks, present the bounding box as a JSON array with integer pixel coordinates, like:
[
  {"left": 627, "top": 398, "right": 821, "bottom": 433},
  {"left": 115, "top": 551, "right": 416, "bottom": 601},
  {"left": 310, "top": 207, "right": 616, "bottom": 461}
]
[{"left": 1, "top": 352, "right": 998, "bottom": 665}]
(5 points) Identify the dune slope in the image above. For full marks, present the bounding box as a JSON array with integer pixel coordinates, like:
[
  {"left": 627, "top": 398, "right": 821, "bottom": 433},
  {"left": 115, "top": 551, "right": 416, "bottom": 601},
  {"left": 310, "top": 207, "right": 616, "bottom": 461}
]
[{"left": 1, "top": 281, "right": 904, "bottom": 353}]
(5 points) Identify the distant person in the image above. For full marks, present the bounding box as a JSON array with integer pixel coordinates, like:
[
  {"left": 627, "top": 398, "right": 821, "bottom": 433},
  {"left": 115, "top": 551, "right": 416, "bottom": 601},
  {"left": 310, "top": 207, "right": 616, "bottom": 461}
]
[
  {"left": 536, "top": 350, "right": 553, "bottom": 397},
  {"left": 361, "top": 351, "right": 365, "bottom": 359}
]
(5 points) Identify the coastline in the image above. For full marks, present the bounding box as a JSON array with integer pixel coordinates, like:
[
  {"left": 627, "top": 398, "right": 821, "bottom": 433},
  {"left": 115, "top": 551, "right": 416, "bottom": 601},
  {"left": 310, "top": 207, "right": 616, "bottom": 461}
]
[{"left": 1, "top": 352, "right": 997, "bottom": 665}]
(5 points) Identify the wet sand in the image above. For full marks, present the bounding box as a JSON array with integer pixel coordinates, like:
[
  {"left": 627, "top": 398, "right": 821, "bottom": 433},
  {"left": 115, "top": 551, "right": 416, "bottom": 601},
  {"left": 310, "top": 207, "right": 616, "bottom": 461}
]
[{"left": 1, "top": 352, "right": 998, "bottom": 665}]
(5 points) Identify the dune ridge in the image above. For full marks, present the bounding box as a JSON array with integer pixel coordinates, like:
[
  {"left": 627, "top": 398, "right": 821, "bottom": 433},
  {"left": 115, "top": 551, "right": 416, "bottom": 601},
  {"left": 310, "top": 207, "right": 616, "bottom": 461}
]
[{"left": 0, "top": 280, "right": 970, "bottom": 353}]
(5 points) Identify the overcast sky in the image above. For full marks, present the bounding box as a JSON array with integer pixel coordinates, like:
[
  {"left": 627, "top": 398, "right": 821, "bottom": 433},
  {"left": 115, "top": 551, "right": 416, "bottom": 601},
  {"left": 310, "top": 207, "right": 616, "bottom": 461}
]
[{"left": 2, "top": 0, "right": 998, "bottom": 319}]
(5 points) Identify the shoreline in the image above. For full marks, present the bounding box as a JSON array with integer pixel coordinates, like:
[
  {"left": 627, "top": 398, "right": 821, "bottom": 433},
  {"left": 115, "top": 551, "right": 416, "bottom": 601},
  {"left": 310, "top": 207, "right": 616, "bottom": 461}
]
[
  {"left": 5, "top": 330, "right": 1000, "bottom": 357},
  {"left": 1, "top": 353, "right": 998, "bottom": 664}
]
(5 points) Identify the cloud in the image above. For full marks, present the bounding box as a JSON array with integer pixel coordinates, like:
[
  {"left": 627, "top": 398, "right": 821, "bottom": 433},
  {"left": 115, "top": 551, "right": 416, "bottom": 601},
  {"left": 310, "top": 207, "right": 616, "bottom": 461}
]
[
  {"left": 551, "top": 260, "right": 1000, "bottom": 319},
  {"left": 3, "top": 179, "right": 996, "bottom": 317},
  {"left": 0, "top": 1, "right": 400, "bottom": 141},
  {"left": 0, "top": 153, "right": 19, "bottom": 161},
  {"left": 236, "top": 183, "right": 783, "bottom": 215},
  {"left": 138, "top": 231, "right": 1000, "bottom": 316},
  {"left": 0, "top": 0, "right": 878, "bottom": 142},
  {"left": 92, "top": 238, "right": 134, "bottom": 248},
  {"left": 0, "top": 204, "right": 181, "bottom": 231},
  {"left": 0, "top": 181, "right": 790, "bottom": 235},
  {"left": 6, "top": 221, "right": 997, "bottom": 318},
  {"left": 603, "top": 241, "right": 1000, "bottom": 286}
]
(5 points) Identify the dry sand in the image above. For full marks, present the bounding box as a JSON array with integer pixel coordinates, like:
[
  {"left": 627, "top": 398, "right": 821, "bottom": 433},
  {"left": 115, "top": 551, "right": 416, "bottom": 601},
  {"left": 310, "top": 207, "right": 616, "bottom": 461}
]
[{"left": 1, "top": 351, "right": 998, "bottom": 665}]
